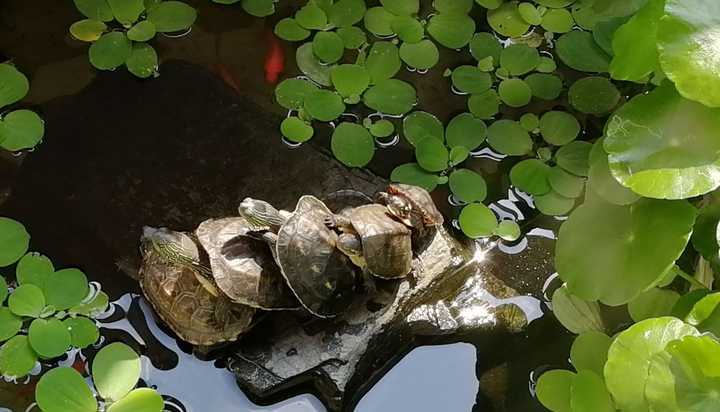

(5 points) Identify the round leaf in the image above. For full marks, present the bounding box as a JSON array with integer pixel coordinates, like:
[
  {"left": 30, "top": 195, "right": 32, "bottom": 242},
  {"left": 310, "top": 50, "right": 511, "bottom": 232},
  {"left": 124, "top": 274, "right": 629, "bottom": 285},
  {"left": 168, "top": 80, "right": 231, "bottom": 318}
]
[
  {"left": 93, "top": 342, "right": 142, "bottom": 402},
  {"left": 552, "top": 286, "right": 604, "bottom": 334},
  {"left": 536, "top": 56, "right": 557, "bottom": 73},
  {"left": 126, "top": 43, "right": 158, "bottom": 79},
  {"left": 487, "top": 2, "right": 529, "bottom": 38},
  {"left": 64, "top": 317, "right": 100, "bottom": 348},
  {"left": 541, "top": 8, "right": 575, "bottom": 33},
  {"left": 609, "top": 0, "right": 663, "bottom": 82},
  {"left": 391, "top": 163, "right": 439, "bottom": 192},
  {"left": 451, "top": 66, "right": 492, "bottom": 95},
  {"left": 368, "top": 119, "right": 394, "bottom": 138},
  {"left": 8, "top": 284, "right": 45, "bottom": 317},
  {"left": 525, "top": 73, "right": 563, "bottom": 100},
  {"left": 328, "top": 0, "right": 366, "bottom": 28},
  {"left": 426, "top": 13, "right": 475, "bottom": 49},
  {"left": 274, "top": 78, "right": 318, "bottom": 110},
  {"left": 337, "top": 26, "right": 366, "bottom": 49},
  {"left": 127, "top": 21, "right": 157, "bottom": 42},
  {"left": 518, "top": 2, "right": 542, "bottom": 25},
  {"left": 331, "top": 123, "right": 375, "bottom": 168},
  {"left": 399, "top": 40, "right": 439, "bottom": 70},
  {"left": 43, "top": 268, "right": 89, "bottom": 311},
  {"left": 70, "top": 19, "right": 107, "bottom": 42},
  {"left": 89, "top": 32, "right": 132, "bottom": 70},
  {"left": 0, "top": 64, "right": 29, "bottom": 109},
  {"left": 363, "top": 79, "right": 416, "bottom": 115},
  {"left": 510, "top": 159, "right": 551, "bottom": 195},
  {"left": 568, "top": 77, "right": 620, "bottom": 115},
  {"left": 146, "top": 1, "right": 197, "bottom": 33},
  {"left": 391, "top": 16, "right": 424, "bottom": 43},
  {"left": 494, "top": 220, "right": 521, "bottom": 241},
  {"left": 570, "top": 331, "right": 612, "bottom": 376},
  {"left": 548, "top": 167, "right": 584, "bottom": 198},
  {"left": 107, "top": 0, "right": 144, "bottom": 26},
  {"left": 415, "top": 137, "right": 449, "bottom": 172},
  {"left": 241, "top": 0, "right": 275, "bottom": 17},
  {"left": 36, "top": 367, "right": 97, "bottom": 412},
  {"left": 295, "top": 4, "right": 327, "bottom": 30},
  {"left": 446, "top": 113, "right": 487, "bottom": 150},
  {"left": 312, "top": 31, "right": 344, "bottom": 64},
  {"left": 69, "top": 291, "right": 110, "bottom": 318},
  {"left": 107, "top": 388, "right": 164, "bottom": 412},
  {"left": 380, "top": 0, "right": 418, "bottom": 15},
  {"left": 459, "top": 203, "right": 498, "bottom": 238},
  {"left": 331, "top": 64, "right": 370, "bottom": 97},
  {"left": 519, "top": 113, "right": 539, "bottom": 131},
  {"left": 570, "top": 370, "right": 615, "bottom": 412},
  {"left": 535, "top": 190, "right": 575, "bottom": 216},
  {"left": 469, "top": 32, "right": 502, "bottom": 63},
  {"left": 539, "top": 111, "right": 580, "bottom": 146},
  {"left": 0, "top": 307, "right": 21, "bottom": 342},
  {"left": 280, "top": 117, "right": 313, "bottom": 143},
  {"left": 366, "top": 41, "right": 401, "bottom": 83},
  {"left": 73, "top": 0, "right": 113, "bottom": 22},
  {"left": 628, "top": 287, "right": 680, "bottom": 322},
  {"left": 486, "top": 119, "right": 532, "bottom": 156},
  {"left": 17, "top": 252, "right": 54, "bottom": 287},
  {"left": 536, "top": 369, "right": 574, "bottom": 412},
  {"left": 296, "top": 43, "right": 332, "bottom": 86},
  {"left": 363, "top": 7, "right": 395, "bottom": 37},
  {"left": 468, "top": 90, "right": 500, "bottom": 119},
  {"left": 556, "top": 31, "right": 610, "bottom": 73},
  {"left": 498, "top": 79, "right": 532, "bottom": 107},
  {"left": 0, "top": 336, "right": 37, "bottom": 378},
  {"left": 0, "top": 109, "right": 44, "bottom": 152},
  {"left": 274, "top": 18, "right": 311, "bottom": 41},
  {"left": 588, "top": 138, "right": 639, "bottom": 205},
  {"left": 403, "top": 111, "right": 443, "bottom": 145},
  {"left": 556, "top": 141, "right": 592, "bottom": 177},
  {"left": 304, "top": 90, "right": 345, "bottom": 121},
  {"left": 449, "top": 169, "right": 487, "bottom": 203},
  {"left": 29, "top": 318, "right": 71, "bottom": 358},
  {"left": 500, "top": 44, "right": 539, "bottom": 76}
]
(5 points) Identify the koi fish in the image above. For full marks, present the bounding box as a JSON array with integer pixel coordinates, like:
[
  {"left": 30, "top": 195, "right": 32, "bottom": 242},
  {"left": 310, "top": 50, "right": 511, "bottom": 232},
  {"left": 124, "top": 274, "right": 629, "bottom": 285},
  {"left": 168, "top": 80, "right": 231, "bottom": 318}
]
[
  {"left": 212, "top": 63, "right": 242, "bottom": 95},
  {"left": 264, "top": 31, "right": 285, "bottom": 85}
]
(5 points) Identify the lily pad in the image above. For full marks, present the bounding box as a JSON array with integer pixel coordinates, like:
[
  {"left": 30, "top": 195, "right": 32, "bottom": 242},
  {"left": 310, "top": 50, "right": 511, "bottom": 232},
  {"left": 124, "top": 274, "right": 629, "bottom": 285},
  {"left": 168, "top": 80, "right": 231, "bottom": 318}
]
[
  {"left": 500, "top": 44, "right": 540, "bottom": 76},
  {"left": 610, "top": 0, "right": 663, "bottom": 82},
  {"left": 0, "top": 308, "right": 21, "bottom": 342},
  {"left": 519, "top": 113, "right": 539, "bottom": 131},
  {"left": 628, "top": 287, "right": 680, "bottom": 322},
  {"left": 568, "top": 77, "right": 620, "bottom": 114},
  {"left": 107, "top": 0, "right": 144, "bottom": 26},
  {"left": 403, "top": 111, "right": 443, "bottom": 145},
  {"left": 451, "top": 66, "right": 492, "bottom": 94},
  {"left": 29, "top": 318, "right": 71, "bottom": 358},
  {"left": 469, "top": 32, "right": 502, "bottom": 63},
  {"left": 0, "top": 276, "right": 6, "bottom": 305},
  {"left": 539, "top": 111, "right": 580, "bottom": 146},
  {"left": 0, "top": 218, "right": 29, "bottom": 267},
  {"left": 73, "top": 0, "right": 113, "bottom": 22},
  {"left": 312, "top": 32, "right": 344, "bottom": 64},
  {"left": 570, "top": 370, "right": 615, "bottom": 412},
  {"left": 433, "top": 0, "right": 473, "bottom": 14},
  {"left": 487, "top": 2, "right": 529, "bottom": 37},
  {"left": 146, "top": 1, "right": 197, "bottom": 33},
  {"left": 449, "top": 169, "right": 487, "bottom": 203},
  {"left": 494, "top": 220, "right": 521, "bottom": 241},
  {"left": 304, "top": 90, "right": 345, "bottom": 122},
  {"left": 296, "top": 43, "right": 332, "bottom": 86},
  {"left": 69, "top": 291, "right": 110, "bottom": 317},
  {"left": 328, "top": 0, "right": 366, "bottom": 28},
  {"left": 399, "top": 40, "right": 439, "bottom": 70},
  {"left": 89, "top": 32, "right": 132, "bottom": 70},
  {"left": 93, "top": 342, "right": 142, "bottom": 402},
  {"left": 445, "top": 113, "right": 487, "bottom": 150},
  {"left": 657, "top": 0, "right": 720, "bottom": 107},
  {"left": 391, "top": 163, "right": 439, "bottom": 191},
  {"left": 126, "top": 20, "right": 156, "bottom": 42},
  {"left": 43, "top": 268, "right": 89, "bottom": 311},
  {"left": 16, "top": 252, "right": 54, "bottom": 287},
  {"left": 552, "top": 285, "right": 604, "bottom": 334},
  {"left": 415, "top": 137, "right": 449, "bottom": 172},
  {"left": 368, "top": 120, "right": 394, "bottom": 138},
  {"left": 380, "top": 0, "right": 418, "bottom": 16},
  {"left": 548, "top": 167, "right": 585, "bottom": 198},
  {"left": 535, "top": 190, "right": 575, "bottom": 216},
  {"left": 364, "top": 7, "right": 395, "bottom": 37},
  {"left": 426, "top": 13, "right": 476, "bottom": 49},
  {"left": 498, "top": 79, "right": 532, "bottom": 107},
  {"left": 536, "top": 369, "right": 574, "bottom": 412},
  {"left": 107, "top": 388, "right": 164, "bottom": 412},
  {"left": 449, "top": 146, "right": 469, "bottom": 166},
  {"left": 541, "top": 8, "right": 575, "bottom": 33},
  {"left": 280, "top": 117, "right": 313, "bottom": 143},
  {"left": 0, "top": 64, "right": 29, "bottom": 109},
  {"left": 510, "top": 160, "right": 551, "bottom": 196},
  {"left": 459, "top": 203, "right": 498, "bottom": 238},
  {"left": 391, "top": 16, "right": 424, "bottom": 43},
  {"left": 126, "top": 43, "right": 158, "bottom": 79},
  {"left": 70, "top": 19, "right": 107, "bottom": 42},
  {"left": 592, "top": 16, "right": 629, "bottom": 56},
  {"left": 331, "top": 64, "right": 370, "bottom": 97},
  {"left": 274, "top": 18, "right": 311, "bottom": 42},
  {"left": 274, "top": 78, "right": 318, "bottom": 110},
  {"left": 518, "top": 2, "right": 542, "bottom": 25},
  {"left": 486, "top": 119, "right": 532, "bottom": 156},
  {"left": 525, "top": 73, "right": 563, "bottom": 100},
  {"left": 295, "top": 4, "right": 327, "bottom": 30},
  {"left": 64, "top": 317, "right": 100, "bottom": 349},
  {"left": 536, "top": 56, "right": 557, "bottom": 73},
  {"left": 570, "top": 331, "right": 612, "bottom": 377},
  {"left": 556, "top": 141, "right": 592, "bottom": 177},
  {"left": 468, "top": 90, "right": 500, "bottom": 119},
  {"left": 0, "top": 336, "right": 37, "bottom": 378},
  {"left": 241, "top": 0, "right": 275, "bottom": 17},
  {"left": 36, "top": 367, "right": 97, "bottom": 412},
  {"left": 363, "top": 79, "right": 416, "bottom": 115},
  {"left": 336, "top": 26, "right": 366, "bottom": 49},
  {"left": 0, "top": 109, "right": 45, "bottom": 152},
  {"left": 365, "top": 41, "right": 401, "bottom": 83},
  {"left": 587, "top": 138, "right": 639, "bottom": 205},
  {"left": 556, "top": 31, "right": 610, "bottom": 73},
  {"left": 331, "top": 123, "right": 375, "bottom": 167},
  {"left": 556, "top": 197, "right": 696, "bottom": 305},
  {"left": 8, "top": 284, "right": 45, "bottom": 317},
  {"left": 604, "top": 83, "right": 720, "bottom": 199}
]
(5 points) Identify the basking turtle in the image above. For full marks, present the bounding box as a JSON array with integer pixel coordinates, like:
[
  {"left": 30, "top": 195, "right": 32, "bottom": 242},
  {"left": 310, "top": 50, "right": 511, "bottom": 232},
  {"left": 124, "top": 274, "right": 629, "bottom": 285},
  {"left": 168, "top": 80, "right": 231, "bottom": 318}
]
[
  {"left": 136, "top": 227, "right": 255, "bottom": 346},
  {"left": 195, "top": 217, "right": 299, "bottom": 310},
  {"left": 376, "top": 184, "right": 444, "bottom": 253},
  {"left": 239, "top": 196, "right": 357, "bottom": 318}
]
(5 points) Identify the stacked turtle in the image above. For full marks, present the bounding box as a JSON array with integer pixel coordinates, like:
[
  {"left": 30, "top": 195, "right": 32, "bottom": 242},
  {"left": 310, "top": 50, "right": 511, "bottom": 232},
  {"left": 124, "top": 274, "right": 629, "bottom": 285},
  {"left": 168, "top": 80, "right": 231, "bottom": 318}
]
[{"left": 133, "top": 184, "right": 443, "bottom": 345}]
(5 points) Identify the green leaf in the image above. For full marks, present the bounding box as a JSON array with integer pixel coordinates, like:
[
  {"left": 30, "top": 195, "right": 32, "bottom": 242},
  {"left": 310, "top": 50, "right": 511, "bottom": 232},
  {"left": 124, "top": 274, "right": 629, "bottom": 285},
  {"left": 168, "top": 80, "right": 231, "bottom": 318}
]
[
  {"left": 126, "top": 43, "right": 158, "bottom": 79},
  {"left": 8, "top": 284, "right": 45, "bottom": 317},
  {"left": 510, "top": 159, "right": 552, "bottom": 196},
  {"left": 487, "top": 119, "right": 532, "bottom": 156},
  {"left": 592, "top": 0, "right": 647, "bottom": 18},
  {"left": 336, "top": 26, "right": 366, "bottom": 49},
  {"left": 402, "top": 111, "right": 444, "bottom": 145},
  {"left": 445, "top": 113, "right": 486, "bottom": 150},
  {"left": 280, "top": 117, "right": 313, "bottom": 143},
  {"left": 535, "top": 190, "right": 576, "bottom": 216},
  {"left": 331, "top": 123, "right": 375, "bottom": 168},
  {"left": 415, "top": 137, "right": 449, "bottom": 172},
  {"left": 658, "top": 0, "right": 720, "bottom": 108},
  {"left": 0, "top": 109, "right": 45, "bottom": 152},
  {"left": 64, "top": 317, "right": 99, "bottom": 348},
  {"left": 451, "top": 66, "right": 492, "bottom": 94},
  {"left": 524, "top": 73, "right": 563, "bottom": 100},
  {"left": 535, "top": 0, "right": 574, "bottom": 6},
  {"left": 609, "top": 0, "right": 663, "bottom": 82},
  {"left": 587, "top": 138, "right": 639, "bottom": 204},
  {"left": 467, "top": 90, "right": 500, "bottom": 119},
  {"left": 541, "top": 8, "right": 575, "bottom": 33},
  {"left": 571, "top": 2, "right": 603, "bottom": 30},
  {"left": 69, "top": 19, "right": 107, "bottom": 42},
  {"left": 391, "top": 16, "right": 424, "bottom": 43},
  {"left": 89, "top": 32, "right": 132, "bottom": 70},
  {"left": 500, "top": 44, "right": 540, "bottom": 76},
  {"left": 685, "top": 292, "right": 720, "bottom": 333},
  {"left": 296, "top": 43, "right": 332, "bottom": 86},
  {"left": 433, "top": 0, "right": 473, "bottom": 14},
  {"left": 69, "top": 291, "right": 110, "bottom": 317},
  {"left": 365, "top": 41, "right": 401, "bottom": 84},
  {"left": 295, "top": 4, "right": 327, "bottom": 30},
  {"left": 146, "top": 1, "right": 197, "bottom": 32},
  {"left": 126, "top": 20, "right": 156, "bottom": 42},
  {"left": 487, "top": 2, "right": 529, "bottom": 37},
  {"left": 0, "top": 336, "right": 37, "bottom": 378},
  {"left": 328, "top": 0, "right": 366, "bottom": 28},
  {"left": 73, "top": 0, "right": 113, "bottom": 22},
  {"left": 363, "top": 79, "right": 416, "bottom": 115},
  {"left": 426, "top": 13, "right": 476, "bottom": 49},
  {"left": 16, "top": 252, "right": 54, "bottom": 287},
  {"left": 0, "top": 276, "right": 6, "bottom": 306},
  {"left": 29, "top": 318, "right": 71, "bottom": 358},
  {"left": 36, "top": 367, "right": 97, "bottom": 412},
  {"left": 556, "top": 141, "right": 592, "bottom": 177},
  {"left": 0, "top": 307, "right": 21, "bottom": 342},
  {"left": 605, "top": 82, "right": 720, "bottom": 200},
  {"left": 469, "top": 32, "right": 502, "bottom": 63},
  {"left": 0, "top": 64, "right": 29, "bottom": 109},
  {"left": 692, "top": 204, "right": 720, "bottom": 260},
  {"left": 536, "top": 56, "right": 557, "bottom": 73},
  {"left": 241, "top": 0, "right": 275, "bottom": 17},
  {"left": 363, "top": 7, "right": 395, "bottom": 37},
  {"left": 312, "top": 31, "right": 344, "bottom": 64},
  {"left": 391, "top": 163, "right": 439, "bottom": 191},
  {"left": 368, "top": 119, "right": 394, "bottom": 138},
  {"left": 556, "top": 197, "right": 696, "bottom": 305},
  {"left": 498, "top": 79, "right": 532, "bottom": 108},
  {"left": 556, "top": 31, "right": 610, "bottom": 73},
  {"left": 449, "top": 169, "right": 487, "bottom": 203},
  {"left": 476, "top": 0, "right": 503, "bottom": 9},
  {"left": 673, "top": 290, "right": 711, "bottom": 320},
  {"left": 380, "top": 0, "right": 418, "bottom": 15},
  {"left": 570, "top": 331, "right": 612, "bottom": 376},
  {"left": 628, "top": 288, "right": 681, "bottom": 322},
  {"left": 459, "top": 203, "right": 498, "bottom": 238},
  {"left": 568, "top": 77, "right": 620, "bottom": 115},
  {"left": 570, "top": 370, "right": 615, "bottom": 412},
  {"left": 518, "top": 2, "right": 542, "bottom": 25},
  {"left": 93, "top": 342, "right": 142, "bottom": 402},
  {"left": 107, "top": 388, "right": 164, "bottom": 412},
  {"left": 450, "top": 146, "right": 469, "bottom": 166},
  {"left": 43, "top": 268, "right": 89, "bottom": 311},
  {"left": 605, "top": 317, "right": 699, "bottom": 412},
  {"left": 493, "top": 220, "right": 521, "bottom": 241},
  {"left": 107, "top": 0, "right": 144, "bottom": 26},
  {"left": 399, "top": 40, "right": 439, "bottom": 70},
  {"left": 539, "top": 111, "right": 580, "bottom": 146},
  {"left": 519, "top": 113, "right": 539, "bottom": 132},
  {"left": 304, "top": 90, "right": 345, "bottom": 121},
  {"left": 536, "top": 369, "right": 574, "bottom": 412},
  {"left": 548, "top": 167, "right": 585, "bottom": 198},
  {"left": 274, "top": 18, "right": 311, "bottom": 42},
  {"left": 592, "top": 16, "right": 630, "bottom": 55},
  {"left": 274, "top": 78, "right": 318, "bottom": 110}
]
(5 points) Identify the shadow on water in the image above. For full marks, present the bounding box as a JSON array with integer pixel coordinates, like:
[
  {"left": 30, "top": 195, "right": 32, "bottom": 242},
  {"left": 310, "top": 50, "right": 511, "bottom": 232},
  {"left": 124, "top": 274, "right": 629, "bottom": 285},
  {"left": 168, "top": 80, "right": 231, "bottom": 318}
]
[{"left": 0, "top": 0, "right": 575, "bottom": 411}]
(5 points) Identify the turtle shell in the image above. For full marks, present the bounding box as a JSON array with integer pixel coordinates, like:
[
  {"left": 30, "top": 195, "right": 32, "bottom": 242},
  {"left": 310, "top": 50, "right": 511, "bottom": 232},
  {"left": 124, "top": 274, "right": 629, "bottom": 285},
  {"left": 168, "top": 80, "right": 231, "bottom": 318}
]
[
  {"left": 387, "top": 183, "right": 444, "bottom": 226},
  {"left": 139, "top": 230, "right": 255, "bottom": 346},
  {"left": 196, "top": 217, "right": 299, "bottom": 310},
  {"left": 348, "top": 204, "right": 413, "bottom": 279},
  {"left": 275, "top": 195, "right": 356, "bottom": 318}
]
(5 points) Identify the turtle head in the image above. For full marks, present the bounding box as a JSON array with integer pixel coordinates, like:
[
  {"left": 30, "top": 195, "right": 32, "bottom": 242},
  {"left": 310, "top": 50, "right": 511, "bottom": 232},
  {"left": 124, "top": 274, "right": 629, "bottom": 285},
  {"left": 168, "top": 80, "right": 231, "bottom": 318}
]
[
  {"left": 238, "top": 197, "right": 285, "bottom": 230},
  {"left": 376, "top": 192, "right": 413, "bottom": 227},
  {"left": 337, "top": 233, "right": 366, "bottom": 269}
]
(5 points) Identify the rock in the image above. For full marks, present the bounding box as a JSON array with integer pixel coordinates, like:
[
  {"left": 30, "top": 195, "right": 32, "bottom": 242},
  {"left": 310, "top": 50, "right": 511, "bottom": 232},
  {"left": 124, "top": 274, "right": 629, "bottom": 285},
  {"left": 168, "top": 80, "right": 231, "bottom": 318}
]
[{"left": 228, "top": 228, "right": 530, "bottom": 411}]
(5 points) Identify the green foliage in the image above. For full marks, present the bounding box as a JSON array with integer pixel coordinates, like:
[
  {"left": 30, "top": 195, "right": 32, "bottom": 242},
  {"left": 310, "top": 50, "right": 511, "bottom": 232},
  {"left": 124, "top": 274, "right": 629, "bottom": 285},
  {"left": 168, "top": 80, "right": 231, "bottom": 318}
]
[{"left": 0, "top": 65, "right": 45, "bottom": 152}]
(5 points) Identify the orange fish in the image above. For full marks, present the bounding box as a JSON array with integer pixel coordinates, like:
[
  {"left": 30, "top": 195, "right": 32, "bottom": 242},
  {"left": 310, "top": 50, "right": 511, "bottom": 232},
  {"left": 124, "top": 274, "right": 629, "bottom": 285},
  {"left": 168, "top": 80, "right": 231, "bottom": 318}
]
[
  {"left": 212, "top": 63, "right": 242, "bottom": 95},
  {"left": 264, "top": 31, "right": 285, "bottom": 85}
]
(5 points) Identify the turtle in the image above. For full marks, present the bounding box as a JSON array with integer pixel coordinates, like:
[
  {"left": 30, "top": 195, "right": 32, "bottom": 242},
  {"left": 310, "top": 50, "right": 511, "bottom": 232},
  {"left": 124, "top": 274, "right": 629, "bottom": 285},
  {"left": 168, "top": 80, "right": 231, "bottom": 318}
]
[
  {"left": 195, "top": 217, "right": 299, "bottom": 310},
  {"left": 239, "top": 196, "right": 357, "bottom": 318},
  {"left": 329, "top": 204, "right": 413, "bottom": 279},
  {"left": 135, "top": 226, "right": 255, "bottom": 346}
]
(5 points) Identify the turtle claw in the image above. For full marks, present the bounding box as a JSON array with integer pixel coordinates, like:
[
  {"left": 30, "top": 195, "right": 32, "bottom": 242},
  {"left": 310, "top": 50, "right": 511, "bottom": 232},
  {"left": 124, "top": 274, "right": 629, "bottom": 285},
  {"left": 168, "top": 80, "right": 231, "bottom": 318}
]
[{"left": 324, "top": 215, "right": 338, "bottom": 229}]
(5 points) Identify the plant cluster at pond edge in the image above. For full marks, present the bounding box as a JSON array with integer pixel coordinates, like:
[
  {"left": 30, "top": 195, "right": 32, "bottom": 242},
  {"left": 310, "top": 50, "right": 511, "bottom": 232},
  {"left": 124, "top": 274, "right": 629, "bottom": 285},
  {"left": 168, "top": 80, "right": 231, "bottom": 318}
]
[{"left": 0, "top": 64, "right": 44, "bottom": 152}]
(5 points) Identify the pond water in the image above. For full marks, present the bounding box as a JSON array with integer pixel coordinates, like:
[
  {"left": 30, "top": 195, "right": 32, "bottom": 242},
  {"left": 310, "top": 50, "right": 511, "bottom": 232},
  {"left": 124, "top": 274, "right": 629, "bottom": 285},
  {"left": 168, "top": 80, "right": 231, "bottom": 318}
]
[{"left": 0, "top": 0, "right": 576, "bottom": 410}]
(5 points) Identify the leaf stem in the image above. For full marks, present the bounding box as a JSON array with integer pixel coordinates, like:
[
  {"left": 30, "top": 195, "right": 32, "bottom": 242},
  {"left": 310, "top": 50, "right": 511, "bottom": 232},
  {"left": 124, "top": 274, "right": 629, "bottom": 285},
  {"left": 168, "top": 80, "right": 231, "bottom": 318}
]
[{"left": 676, "top": 267, "right": 710, "bottom": 290}]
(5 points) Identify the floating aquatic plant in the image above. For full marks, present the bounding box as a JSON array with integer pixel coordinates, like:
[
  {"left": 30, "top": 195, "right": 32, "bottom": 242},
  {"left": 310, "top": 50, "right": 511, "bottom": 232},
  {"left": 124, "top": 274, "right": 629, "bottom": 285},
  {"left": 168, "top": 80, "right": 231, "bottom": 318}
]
[
  {"left": 0, "top": 64, "right": 45, "bottom": 152},
  {"left": 70, "top": 0, "right": 198, "bottom": 78}
]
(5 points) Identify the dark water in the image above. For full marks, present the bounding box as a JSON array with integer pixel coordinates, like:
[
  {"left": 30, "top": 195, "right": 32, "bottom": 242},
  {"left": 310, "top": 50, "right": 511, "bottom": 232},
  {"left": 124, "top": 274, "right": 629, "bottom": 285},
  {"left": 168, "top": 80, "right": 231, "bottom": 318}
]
[{"left": 0, "top": 1, "right": 575, "bottom": 410}]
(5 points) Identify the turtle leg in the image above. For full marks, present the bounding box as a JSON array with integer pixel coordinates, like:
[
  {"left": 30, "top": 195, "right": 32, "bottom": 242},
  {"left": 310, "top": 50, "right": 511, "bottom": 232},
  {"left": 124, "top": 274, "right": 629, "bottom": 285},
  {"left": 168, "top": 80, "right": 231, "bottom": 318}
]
[{"left": 324, "top": 214, "right": 353, "bottom": 231}]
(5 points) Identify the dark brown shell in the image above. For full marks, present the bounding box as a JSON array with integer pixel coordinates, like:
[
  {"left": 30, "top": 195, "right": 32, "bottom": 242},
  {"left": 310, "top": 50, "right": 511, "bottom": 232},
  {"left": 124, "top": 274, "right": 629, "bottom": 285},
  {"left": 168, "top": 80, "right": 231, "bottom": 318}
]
[
  {"left": 275, "top": 196, "right": 356, "bottom": 318},
  {"left": 387, "top": 183, "right": 444, "bottom": 226},
  {"left": 348, "top": 204, "right": 413, "bottom": 279},
  {"left": 195, "top": 217, "right": 299, "bottom": 310}
]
